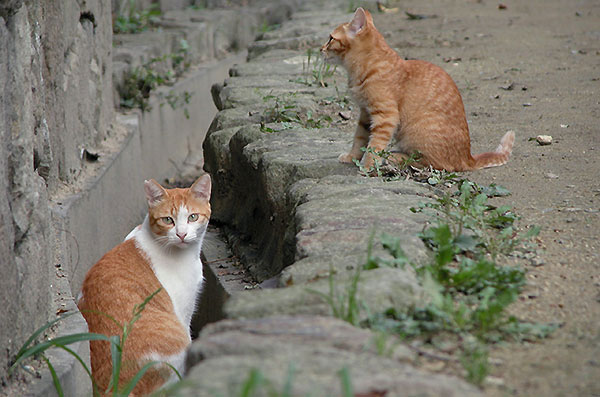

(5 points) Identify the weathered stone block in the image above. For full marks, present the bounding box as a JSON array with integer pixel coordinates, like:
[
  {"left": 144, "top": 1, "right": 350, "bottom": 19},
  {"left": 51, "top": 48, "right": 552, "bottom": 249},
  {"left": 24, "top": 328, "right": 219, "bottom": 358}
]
[
  {"left": 184, "top": 316, "right": 480, "bottom": 397},
  {"left": 225, "top": 266, "right": 426, "bottom": 321}
]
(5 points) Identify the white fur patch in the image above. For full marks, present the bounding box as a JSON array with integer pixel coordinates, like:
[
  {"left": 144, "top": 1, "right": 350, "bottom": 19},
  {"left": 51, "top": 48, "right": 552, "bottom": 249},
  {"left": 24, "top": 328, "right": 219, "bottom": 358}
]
[{"left": 133, "top": 214, "right": 206, "bottom": 332}]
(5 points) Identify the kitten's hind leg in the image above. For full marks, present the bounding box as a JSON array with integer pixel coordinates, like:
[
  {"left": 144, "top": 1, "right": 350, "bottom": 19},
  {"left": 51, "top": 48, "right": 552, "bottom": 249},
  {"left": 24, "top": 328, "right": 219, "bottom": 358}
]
[{"left": 338, "top": 108, "right": 370, "bottom": 163}]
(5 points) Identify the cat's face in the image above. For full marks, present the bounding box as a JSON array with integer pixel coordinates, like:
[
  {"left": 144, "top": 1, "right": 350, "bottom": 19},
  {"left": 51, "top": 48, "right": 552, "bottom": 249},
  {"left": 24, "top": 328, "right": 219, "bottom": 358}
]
[
  {"left": 144, "top": 175, "right": 211, "bottom": 248},
  {"left": 321, "top": 8, "right": 372, "bottom": 65}
]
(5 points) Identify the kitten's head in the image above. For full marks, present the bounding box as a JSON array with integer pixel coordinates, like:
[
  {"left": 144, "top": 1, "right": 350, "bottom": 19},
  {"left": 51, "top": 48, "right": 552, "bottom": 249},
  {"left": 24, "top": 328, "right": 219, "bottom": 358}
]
[
  {"left": 143, "top": 174, "right": 211, "bottom": 249},
  {"left": 321, "top": 7, "right": 375, "bottom": 65}
]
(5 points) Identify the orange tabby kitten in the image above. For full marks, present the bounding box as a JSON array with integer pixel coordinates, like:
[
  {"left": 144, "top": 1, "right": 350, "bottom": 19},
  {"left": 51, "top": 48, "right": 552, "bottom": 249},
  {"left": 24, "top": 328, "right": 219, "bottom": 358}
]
[
  {"left": 321, "top": 8, "right": 514, "bottom": 171},
  {"left": 78, "top": 175, "right": 211, "bottom": 395}
]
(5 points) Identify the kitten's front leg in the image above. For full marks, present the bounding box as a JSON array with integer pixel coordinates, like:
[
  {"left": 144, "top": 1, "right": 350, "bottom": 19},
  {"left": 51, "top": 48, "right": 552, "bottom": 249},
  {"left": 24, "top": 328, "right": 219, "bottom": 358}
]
[
  {"left": 361, "top": 109, "right": 399, "bottom": 169},
  {"left": 338, "top": 108, "right": 370, "bottom": 163}
]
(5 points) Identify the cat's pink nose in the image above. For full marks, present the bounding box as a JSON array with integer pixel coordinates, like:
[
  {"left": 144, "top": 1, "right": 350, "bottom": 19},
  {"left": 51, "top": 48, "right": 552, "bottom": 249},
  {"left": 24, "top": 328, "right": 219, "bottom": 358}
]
[{"left": 176, "top": 232, "right": 187, "bottom": 241}]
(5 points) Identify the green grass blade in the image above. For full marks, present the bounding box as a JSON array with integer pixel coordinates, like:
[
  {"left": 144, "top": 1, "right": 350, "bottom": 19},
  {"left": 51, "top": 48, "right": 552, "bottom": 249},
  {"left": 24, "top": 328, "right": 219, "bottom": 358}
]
[
  {"left": 56, "top": 345, "right": 100, "bottom": 396},
  {"left": 11, "top": 332, "right": 112, "bottom": 371},
  {"left": 132, "top": 287, "right": 162, "bottom": 319},
  {"left": 339, "top": 367, "right": 353, "bottom": 397},
  {"left": 240, "top": 368, "right": 263, "bottom": 397},
  {"left": 12, "top": 311, "right": 79, "bottom": 365},
  {"left": 41, "top": 354, "right": 64, "bottom": 397},
  {"left": 109, "top": 335, "right": 122, "bottom": 395},
  {"left": 281, "top": 364, "right": 295, "bottom": 397},
  {"left": 79, "top": 308, "right": 123, "bottom": 330}
]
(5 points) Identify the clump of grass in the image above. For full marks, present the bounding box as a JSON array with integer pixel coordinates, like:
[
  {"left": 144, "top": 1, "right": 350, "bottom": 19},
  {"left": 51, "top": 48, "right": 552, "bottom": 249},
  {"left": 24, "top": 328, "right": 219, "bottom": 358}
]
[
  {"left": 352, "top": 147, "right": 422, "bottom": 179},
  {"left": 259, "top": 93, "right": 332, "bottom": 132},
  {"left": 413, "top": 180, "right": 540, "bottom": 261},
  {"left": 259, "top": 22, "right": 281, "bottom": 34},
  {"left": 291, "top": 48, "right": 338, "bottom": 88},
  {"left": 9, "top": 288, "right": 181, "bottom": 396},
  {"left": 113, "top": 0, "right": 161, "bottom": 34}
]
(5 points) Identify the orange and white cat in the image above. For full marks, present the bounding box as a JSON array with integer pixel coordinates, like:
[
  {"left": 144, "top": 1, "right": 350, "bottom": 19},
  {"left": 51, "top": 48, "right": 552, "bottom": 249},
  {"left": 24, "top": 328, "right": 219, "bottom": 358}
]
[
  {"left": 78, "top": 174, "right": 211, "bottom": 395},
  {"left": 321, "top": 8, "right": 514, "bottom": 171}
]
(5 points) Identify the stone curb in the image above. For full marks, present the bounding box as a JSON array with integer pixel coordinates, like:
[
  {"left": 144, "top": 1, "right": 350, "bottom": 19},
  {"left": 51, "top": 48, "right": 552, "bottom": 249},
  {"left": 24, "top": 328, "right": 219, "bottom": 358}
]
[{"left": 191, "top": 3, "right": 482, "bottom": 396}]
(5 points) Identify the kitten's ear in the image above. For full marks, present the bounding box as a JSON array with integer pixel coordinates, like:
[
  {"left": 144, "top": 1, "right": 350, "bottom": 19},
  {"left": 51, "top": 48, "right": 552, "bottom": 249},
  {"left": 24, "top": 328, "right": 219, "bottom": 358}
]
[
  {"left": 190, "top": 174, "right": 211, "bottom": 201},
  {"left": 144, "top": 179, "right": 167, "bottom": 207},
  {"left": 349, "top": 7, "right": 367, "bottom": 37}
]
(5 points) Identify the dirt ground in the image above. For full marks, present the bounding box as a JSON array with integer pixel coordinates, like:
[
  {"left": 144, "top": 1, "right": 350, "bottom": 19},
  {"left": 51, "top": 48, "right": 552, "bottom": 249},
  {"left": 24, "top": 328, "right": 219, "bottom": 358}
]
[{"left": 369, "top": 0, "right": 599, "bottom": 395}]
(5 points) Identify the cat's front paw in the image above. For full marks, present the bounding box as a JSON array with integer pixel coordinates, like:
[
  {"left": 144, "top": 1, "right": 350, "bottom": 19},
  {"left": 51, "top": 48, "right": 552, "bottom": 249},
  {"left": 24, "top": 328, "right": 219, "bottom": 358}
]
[
  {"left": 361, "top": 153, "right": 375, "bottom": 169},
  {"left": 338, "top": 153, "right": 357, "bottom": 164}
]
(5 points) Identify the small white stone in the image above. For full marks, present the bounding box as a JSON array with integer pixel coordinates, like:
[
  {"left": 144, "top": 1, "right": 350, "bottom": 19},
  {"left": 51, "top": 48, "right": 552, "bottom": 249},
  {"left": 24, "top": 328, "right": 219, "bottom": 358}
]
[
  {"left": 339, "top": 111, "right": 352, "bottom": 120},
  {"left": 485, "top": 376, "right": 506, "bottom": 387},
  {"left": 536, "top": 135, "right": 553, "bottom": 145}
]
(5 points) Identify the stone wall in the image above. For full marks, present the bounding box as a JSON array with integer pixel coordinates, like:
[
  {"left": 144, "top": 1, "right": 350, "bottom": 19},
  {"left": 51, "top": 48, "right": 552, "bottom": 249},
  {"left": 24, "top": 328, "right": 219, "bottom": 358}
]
[{"left": 0, "top": 0, "right": 112, "bottom": 381}]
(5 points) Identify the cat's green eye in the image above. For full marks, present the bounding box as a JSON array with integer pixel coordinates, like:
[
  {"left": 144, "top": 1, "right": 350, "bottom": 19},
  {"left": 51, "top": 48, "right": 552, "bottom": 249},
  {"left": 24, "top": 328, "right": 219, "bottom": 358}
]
[
  {"left": 162, "top": 216, "right": 174, "bottom": 225},
  {"left": 188, "top": 213, "right": 199, "bottom": 222}
]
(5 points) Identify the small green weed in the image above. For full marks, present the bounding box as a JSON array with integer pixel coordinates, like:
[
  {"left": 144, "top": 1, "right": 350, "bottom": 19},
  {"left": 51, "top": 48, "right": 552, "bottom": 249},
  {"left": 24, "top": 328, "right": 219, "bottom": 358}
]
[
  {"left": 353, "top": 147, "right": 422, "bottom": 179},
  {"left": 259, "top": 22, "right": 280, "bottom": 33},
  {"left": 261, "top": 93, "right": 301, "bottom": 126},
  {"left": 352, "top": 147, "right": 390, "bottom": 178},
  {"left": 413, "top": 180, "right": 540, "bottom": 260},
  {"left": 9, "top": 288, "right": 181, "bottom": 396},
  {"left": 119, "top": 41, "right": 193, "bottom": 116},
  {"left": 307, "top": 264, "right": 361, "bottom": 326},
  {"left": 113, "top": 0, "right": 161, "bottom": 34},
  {"left": 188, "top": 4, "right": 206, "bottom": 11}
]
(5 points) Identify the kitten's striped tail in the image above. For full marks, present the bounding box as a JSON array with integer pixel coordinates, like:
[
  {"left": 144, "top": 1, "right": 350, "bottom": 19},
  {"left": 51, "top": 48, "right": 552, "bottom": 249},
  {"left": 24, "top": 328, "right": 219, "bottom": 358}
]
[{"left": 472, "top": 130, "right": 515, "bottom": 169}]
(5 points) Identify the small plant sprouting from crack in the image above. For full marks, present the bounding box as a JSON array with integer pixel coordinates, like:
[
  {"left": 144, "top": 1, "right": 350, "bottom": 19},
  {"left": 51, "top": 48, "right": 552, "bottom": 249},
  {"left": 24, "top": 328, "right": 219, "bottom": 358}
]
[
  {"left": 291, "top": 48, "right": 338, "bottom": 88},
  {"left": 259, "top": 92, "right": 332, "bottom": 132}
]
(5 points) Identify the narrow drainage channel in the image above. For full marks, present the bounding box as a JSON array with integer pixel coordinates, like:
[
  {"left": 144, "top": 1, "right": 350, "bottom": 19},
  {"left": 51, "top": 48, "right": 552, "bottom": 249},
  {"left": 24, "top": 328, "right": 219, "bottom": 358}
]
[{"left": 190, "top": 225, "right": 257, "bottom": 338}]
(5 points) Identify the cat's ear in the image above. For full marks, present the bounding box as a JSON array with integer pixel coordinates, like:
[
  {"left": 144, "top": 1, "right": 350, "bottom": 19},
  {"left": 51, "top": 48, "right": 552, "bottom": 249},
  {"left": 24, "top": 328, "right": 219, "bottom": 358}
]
[
  {"left": 349, "top": 7, "right": 367, "bottom": 37},
  {"left": 190, "top": 174, "right": 211, "bottom": 201},
  {"left": 144, "top": 179, "right": 167, "bottom": 207}
]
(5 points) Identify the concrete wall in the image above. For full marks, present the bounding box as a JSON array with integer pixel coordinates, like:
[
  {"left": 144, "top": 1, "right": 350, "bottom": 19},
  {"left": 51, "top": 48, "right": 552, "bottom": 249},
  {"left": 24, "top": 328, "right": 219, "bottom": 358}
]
[
  {"left": 0, "top": 0, "right": 307, "bottom": 390},
  {"left": 0, "top": 0, "right": 112, "bottom": 381}
]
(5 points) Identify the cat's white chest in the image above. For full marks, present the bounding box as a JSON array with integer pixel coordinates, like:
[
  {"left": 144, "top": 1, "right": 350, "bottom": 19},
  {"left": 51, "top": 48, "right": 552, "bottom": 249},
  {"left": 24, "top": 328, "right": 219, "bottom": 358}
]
[{"left": 132, "top": 227, "right": 204, "bottom": 331}]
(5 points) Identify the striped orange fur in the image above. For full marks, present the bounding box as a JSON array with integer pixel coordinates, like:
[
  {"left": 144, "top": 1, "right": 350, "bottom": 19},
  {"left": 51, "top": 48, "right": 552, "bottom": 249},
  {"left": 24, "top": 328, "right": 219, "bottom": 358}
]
[
  {"left": 78, "top": 175, "right": 211, "bottom": 396},
  {"left": 321, "top": 8, "right": 514, "bottom": 172}
]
